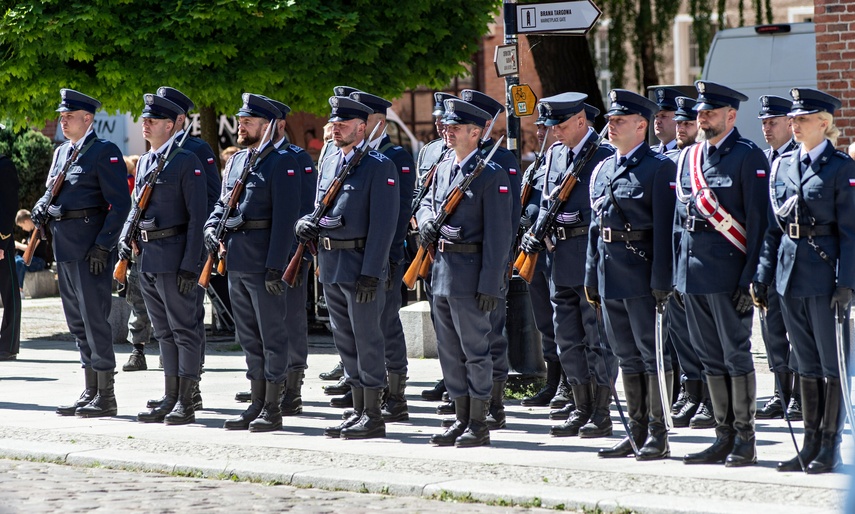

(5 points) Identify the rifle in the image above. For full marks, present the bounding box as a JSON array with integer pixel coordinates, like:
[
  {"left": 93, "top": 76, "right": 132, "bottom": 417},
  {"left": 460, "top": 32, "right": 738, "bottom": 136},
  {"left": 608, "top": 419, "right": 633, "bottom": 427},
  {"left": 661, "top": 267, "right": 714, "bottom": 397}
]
[
  {"left": 403, "top": 135, "right": 505, "bottom": 290},
  {"left": 113, "top": 130, "right": 185, "bottom": 284},
  {"left": 514, "top": 129, "right": 551, "bottom": 251},
  {"left": 513, "top": 125, "right": 608, "bottom": 283},
  {"left": 282, "top": 123, "right": 381, "bottom": 287},
  {"left": 198, "top": 121, "right": 275, "bottom": 289}
]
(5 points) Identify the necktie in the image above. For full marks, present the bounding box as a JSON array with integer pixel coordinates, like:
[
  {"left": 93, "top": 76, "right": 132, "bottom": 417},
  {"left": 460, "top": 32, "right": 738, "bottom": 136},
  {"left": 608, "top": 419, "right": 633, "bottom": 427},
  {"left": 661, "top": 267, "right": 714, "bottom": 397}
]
[
  {"left": 801, "top": 154, "right": 811, "bottom": 173},
  {"left": 707, "top": 145, "right": 717, "bottom": 158},
  {"left": 565, "top": 149, "right": 575, "bottom": 169},
  {"left": 618, "top": 156, "right": 627, "bottom": 167},
  {"left": 771, "top": 150, "right": 779, "bottom": 161}
]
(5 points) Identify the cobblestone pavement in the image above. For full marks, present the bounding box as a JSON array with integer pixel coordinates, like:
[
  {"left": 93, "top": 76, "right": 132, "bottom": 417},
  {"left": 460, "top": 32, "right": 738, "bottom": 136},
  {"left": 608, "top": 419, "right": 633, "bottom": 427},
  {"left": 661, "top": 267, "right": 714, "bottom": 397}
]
[{"left": 0, "top": 459, "right": 558, "bottom": 514}]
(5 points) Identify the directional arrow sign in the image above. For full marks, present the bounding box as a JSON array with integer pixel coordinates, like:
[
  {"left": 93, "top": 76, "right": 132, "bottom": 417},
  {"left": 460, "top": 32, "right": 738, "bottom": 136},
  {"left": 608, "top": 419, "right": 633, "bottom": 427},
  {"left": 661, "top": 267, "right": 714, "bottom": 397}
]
[{"left": 514, "top": 1, "right": 602, "bottom": 35}]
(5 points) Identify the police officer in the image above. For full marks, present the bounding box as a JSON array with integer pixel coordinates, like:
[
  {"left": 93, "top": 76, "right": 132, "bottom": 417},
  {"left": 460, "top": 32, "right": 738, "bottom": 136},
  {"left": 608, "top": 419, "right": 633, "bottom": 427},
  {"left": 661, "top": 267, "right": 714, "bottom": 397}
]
[
  {"left": 650, "top": 87, "right": 681, "bottom": 154},
  {"left": 664, "top": 96, "right": 714, "bottom": 429},
  {"left": 40, "top": 90, "right": 130, "bottom": 418},
  {"left": 206, "top": 94, "right": 302, "bottom": 432},
  {"left": 0, "top": 153, "right": 19, "bottom": 361},
  {"left": 754, "top": 88, "right": 854, "bottom": 474},
  {"left": 521, "top": 93, "right": 617, "bottom": 441},
  {"left": 585, "top": 90, "right": 676, "bottom": 460},
  {"left": 295, "top": 96, "right": 399, "bottom": 440},
  {"left": 755, "top": 94, "right": 801, "bottom": 422},
  {"left": 266, "top": 96, "right": 317, "bottom": 417},
  {"left": 674, "top": 81, "right": 769, "bottom": 467},
  {"left": 417, "top": 99, "right": 513, "bottom": 447},
  {"left": 459, "top": 89, "right": 521, "bottom": 429},
  {"left": 122, "top": 94, "right": 207, "bottom": 425}
]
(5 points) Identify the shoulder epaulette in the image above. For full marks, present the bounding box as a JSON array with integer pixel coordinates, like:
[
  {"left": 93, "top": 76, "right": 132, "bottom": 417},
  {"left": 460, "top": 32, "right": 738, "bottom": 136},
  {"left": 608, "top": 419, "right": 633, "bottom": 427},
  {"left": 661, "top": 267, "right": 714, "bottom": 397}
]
[
  {"left": 834, "top": 150, "right": 849, "bottom": 159},
  {"left": 736, "top": 138, "right": 759, "bottom": 149},
  {"left": 367, "top": 150, "right": 387, "bottom": 162},
  {"left": 288, "top": 143, "right": 304, "bottom": 154}
]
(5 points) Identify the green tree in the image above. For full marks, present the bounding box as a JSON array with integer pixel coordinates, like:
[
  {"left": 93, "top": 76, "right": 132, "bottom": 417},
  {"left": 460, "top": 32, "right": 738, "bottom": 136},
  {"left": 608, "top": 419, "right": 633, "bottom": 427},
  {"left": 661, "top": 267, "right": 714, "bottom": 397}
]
[
  {"left": 0, "top": 1, "right": 498, "bottom": 151},
  {"left": 0, "top": 125, "right": 54, "bottom": 237}
]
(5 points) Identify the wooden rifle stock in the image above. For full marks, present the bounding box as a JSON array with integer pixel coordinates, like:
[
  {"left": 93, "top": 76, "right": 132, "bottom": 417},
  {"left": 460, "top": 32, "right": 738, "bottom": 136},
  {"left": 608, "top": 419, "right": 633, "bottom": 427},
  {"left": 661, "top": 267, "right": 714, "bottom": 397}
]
[
  {"left": 22, "top": 228, "right": 42, "bottom": 266},
  {"left": 198, "top": 254, "right": 215, "bottom": 289},
  {"left": 282, "top": 242, "right": 305, "bottom": 287},
  {"left": 26, "top": 146, "right": 77, "bottom": 266}
]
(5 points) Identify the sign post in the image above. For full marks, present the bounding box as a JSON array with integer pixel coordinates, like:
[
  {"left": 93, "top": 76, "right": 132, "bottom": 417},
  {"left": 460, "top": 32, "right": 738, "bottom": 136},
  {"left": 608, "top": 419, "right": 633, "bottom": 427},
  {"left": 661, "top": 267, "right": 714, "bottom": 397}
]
[{"left": 503, "top": 0, "right": 521, "bottom": 162}]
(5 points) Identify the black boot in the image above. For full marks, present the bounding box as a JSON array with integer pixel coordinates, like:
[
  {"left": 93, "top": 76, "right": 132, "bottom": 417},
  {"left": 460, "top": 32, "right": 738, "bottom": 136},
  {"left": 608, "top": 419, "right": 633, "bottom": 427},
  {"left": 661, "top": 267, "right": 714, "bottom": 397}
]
[
  {"left": 436, "top": 400, "right": 455, "bottom": 415},
  {"left": 431, "top": 397, "right": 469, "bottom": 446},
  {"left": 726, "top": 371, "right": 757, "bottom": 467},
  {"left": 75, "top": 370, "right": 118, "bottom": 418},
  {"left": 579, "top": 384, "right": 613, "bottom": 439},
  {"left": 778, "top": 376, "right": 822, "bottom": 472},
  {"left": 522, "top": 361, "right": 560, "bottom": 406},
  {"left": 684, "top": 374, "right": 735, "bottom": 464},
  {"left": 456, "top": 397, "right": 490, "bottom": 447},
  {"left": 234, "top": 389, "right": 251, "bottom": 403},
  {"left": 638, "top": 373, "right": 670, "bottom": 461},
  {"left": 690, "top": 381, "right": 716, "bottom": 429},
  {"left": 319, "top": 361, "right": 344, "bottom": 381},
  {"left": 325, "top": 387, "right": 363, "bottom": 438},
  {"left": 787, "top": 374, "right": 803, "bottom": 421},
  {"left": 599, "top": 373, "right": 647, "bottom": 458},
  {"left": 341, "top": 388, "right": 386, "bottom": 439},
  {"left": 757, "top": 370, "right": 790, "bottom": 420},
  {"left": 549, "top": 403, "right": 574, "bottom": 420},
  {"left": 324, "top": 376, "right": 349, "bottom": 395},
  {"left": 57, "top": 367, "right": 97, "bottom": 416},
  {"left": 137, "top": 375, "right": 179, "bottom": 423},
  {"left": 123, "top": 346, "right": 147, "bottom": 371},
  {"left": 164, "top": 377, "right": 197, "bottom": 425},
  {"left": 421, "top": 379, "right": 446, "bottom": 401},
  {"left": 806, "top": 377, "right": 844, "bottom": 474},
  {"left": 330, "top": 389, "right": 353, "bottom": 408},
  {"left": 192, "top": 380, "right": 203, "bottom": 411},
  {"left": 280, "top": 370, "right": 304, "bottom": 416},
  {"left": 485, "top": 380, "right": 506, "bottom": 430},
  {"left": 224, "top": 379, "right": 265, "bottom": 430},
  {"left": 673, "top": 379, "right": 702, "bottom": 428},
  {"left": 671, "top": 381, "right": 688, "bottom": 415},
  {"left": 249, "top": 381, "right": 284, "bottom": 432},
  {"left": 550, "top": 373, "right": 574, "bottom": 409},
  {"left": 381, "top": 373, "right": 409, "bottom": 422},
  {"left": 550, "top": 383, "right": 593, "bottom": 437}
]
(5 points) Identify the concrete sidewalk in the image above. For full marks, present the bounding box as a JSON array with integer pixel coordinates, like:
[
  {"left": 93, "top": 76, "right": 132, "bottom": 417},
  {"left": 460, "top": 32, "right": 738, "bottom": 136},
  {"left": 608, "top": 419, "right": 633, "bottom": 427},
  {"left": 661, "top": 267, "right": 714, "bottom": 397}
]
[{"left": 0, "top": 296, "right": 849, "bottom": 513}]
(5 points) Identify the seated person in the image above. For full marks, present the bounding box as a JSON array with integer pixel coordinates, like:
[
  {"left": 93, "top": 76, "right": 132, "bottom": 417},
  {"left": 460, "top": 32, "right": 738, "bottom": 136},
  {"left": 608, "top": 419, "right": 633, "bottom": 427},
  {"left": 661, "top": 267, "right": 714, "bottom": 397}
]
[{"left": 14, "top": 209, "right": 49, "bottom": 293}]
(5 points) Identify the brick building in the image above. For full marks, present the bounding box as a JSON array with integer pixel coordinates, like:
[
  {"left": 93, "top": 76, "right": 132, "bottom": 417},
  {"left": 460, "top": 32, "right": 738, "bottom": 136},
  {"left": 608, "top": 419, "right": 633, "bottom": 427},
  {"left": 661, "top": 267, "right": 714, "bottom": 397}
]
[{"left": 814, "top": 0, "right": 855, "bottom": 149}]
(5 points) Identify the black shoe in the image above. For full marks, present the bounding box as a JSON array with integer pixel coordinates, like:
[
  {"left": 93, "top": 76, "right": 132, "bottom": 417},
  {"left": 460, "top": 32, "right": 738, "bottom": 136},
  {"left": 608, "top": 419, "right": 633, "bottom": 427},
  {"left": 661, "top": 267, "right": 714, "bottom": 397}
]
[
  {"left": 57, "top": 367, "right": 97, "bottom": 416},
  {"left": 319, "top": 361, "right": 344, "bottom": 381},
  {"left": 234, "top": 390, "right": 251, "bottom": 403},
  {"left": 805, "top": 377, "right": 843, "bottom": 475},
  {"left": 455, "top": 398, "right": 490, "bottom": 447},
  {"left": 280, "top": 370, "right": 304, "bottom": 416},
  {"left": 755, "top": 391, "right": 783, "bottom": 419},
  {"left": 786, "top": 396, "right": 803, "bottom": 421},
  {"left": 0, "top": 352, "right": 17, "bottom": 361},
  {"left": 550, "top": 384, "right": 592, "bottom": 437},
  {"left": 224, "top": 380, "right": 265, "bottom": 430},
  {"left": 192, "top": 381, "right": 203, "bottom": 411},
  {"left": 122, "top": 349, "right": 147, "bottom": 372},
  {"left": 436, "top": 400, "right": 455, "bottom": 415},
  {"left": 689, "top": 399, "right": 715, "bottom": 429},
  {"left": 381, "top": 373, "right": 408, "bottom": 422},
  {"left": 326, "top": 388, "right": 364, "bottom": 438},
  {"left": 76, "top": 370, "right": 118, "bottom": 418},
  {"left": 138, "top": 376, "right": 179, "bottom": 423},
  {"left": 164, "top": 377, "right": 196, "bottom": 425},
  {"left": 341, "top": 388, "right": 386, "bottom": 440},
  {"left": 598, "top": 424, "right": 646, "bottom": 459},
  {"left": 671, "top": 383, "right": 688, "bottom": 415},
  {"left": 485, "top": 380, "right": 506, "bottom": 430},
  {"left": 421, "top": 379, "right": 446, "bottom": 402},
  {"left": 520, "top": 383, "right": 557, "bottom": 407},
  {"left": 324, "top": 377, "right": 349, "bottom": 396},
  {"left": 579, "top": 385, "right": 613, "bottom": 439},
  {"left": 683, "top": 427, "right": 736, "bottom": 464},
  {"left": 330, "top": 389, "right": 353, "bottom": 408},
  {"left": 549, "top": 377, "right": 573, "bottom": 409},
  {"left": 549, "top": 403, "right": 573, "bottom": 420},
  {"left": 249, "top": 382, "right": 284, "bottom": 432}
]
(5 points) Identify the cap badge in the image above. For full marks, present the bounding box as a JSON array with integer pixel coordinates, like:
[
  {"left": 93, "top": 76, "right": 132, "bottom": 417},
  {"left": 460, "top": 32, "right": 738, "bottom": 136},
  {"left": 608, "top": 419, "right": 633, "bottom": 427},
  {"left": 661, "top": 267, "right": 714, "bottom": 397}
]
[
  {"left": 60, "top": 89, "right": 68, "bottom": 100},
  {"left": 330, "top": 97, "right": 339, "bottom": 108},
  {"left": 761, "top": 96, "right": 769, "bottom": 107},
  {"left": 351, "top": 93, "right": 361, "bottom": 102},
  {"left": 677, "top": 97, "right": 685, "bottom": 108},
  {"left": 446, "top": 102, "right": 455, "bottom": 114},
  {"left": 144, "top": 94, "right": 154, "bottom": 106},
  {"left": 542, "top": 102, "right": 553, "bottom": 115},
  {"left": 656, "top": 89, "right": 664, "bottom": 101},
  {"left": 791, "top": 88, "right": 800, "bottom": 101},
  {"left": 698, "top": 82, "right": 706, "bottom": 94},
  {"left": 462, "top": 91, "right": 473, "bottom": 102},
  {"left": 609, "top": 90, "right": 617, "bottom": 102},
  {"left": 241, "top": 92, "right": 250, "bottom": 104}
]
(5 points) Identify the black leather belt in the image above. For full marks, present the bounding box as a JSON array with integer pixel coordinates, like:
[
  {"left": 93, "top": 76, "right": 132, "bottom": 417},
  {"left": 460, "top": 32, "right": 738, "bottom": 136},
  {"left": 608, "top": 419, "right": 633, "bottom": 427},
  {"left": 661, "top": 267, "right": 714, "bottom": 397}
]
[
  {"left": 240, "top": 219, "right": 272, "bottom": 230},
  {"left": 682, "top": 217, "right": 719, "bottom": 232},
  {"left": 437, "top": 240, "right": 482, "bottom": 253},
  {"left": 601, "top": 227, "right": 650, "bottom": 243},
  {"left": 555, "top": 226, "right": 589, "bottom": 240},
  {"left": 52, "top": 207, "right": 104, "bottom": 221},
  {"left": 319, "top": 237, "right": 366, "bottom": 250},
  {"left": 787, "top": 223, "right": 836, "bottom": 239},
  {"left": 140, "top": 224, "right": 187, "bottom": 242}
]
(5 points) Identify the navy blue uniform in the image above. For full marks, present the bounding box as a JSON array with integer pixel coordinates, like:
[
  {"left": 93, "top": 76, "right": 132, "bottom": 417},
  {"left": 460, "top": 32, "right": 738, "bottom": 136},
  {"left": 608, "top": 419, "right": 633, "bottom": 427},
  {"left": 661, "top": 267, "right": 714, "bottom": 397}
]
[
  {"left": 417, "top": 153, "right": 513, "bottom": 401},
  {"left": 674, "top": 130, "right": 769, "bottom": 377},
  {"left": 0, "top": 155, "right": 20, "bottom": 359},
  {"left": 207, "top": 145, "right": 301, "bottom": 383},
  {"left": 586, "top": 142, "right": 676, "bottom": 375},
  {"left": 38, "top": 132, "right": 131, "bottom": 372},
  {"left": 125, "top": 145, "right": 207, "bottom": 380},
  {"left": 315, "top": 143, "right": 399, "bottom": 391}
]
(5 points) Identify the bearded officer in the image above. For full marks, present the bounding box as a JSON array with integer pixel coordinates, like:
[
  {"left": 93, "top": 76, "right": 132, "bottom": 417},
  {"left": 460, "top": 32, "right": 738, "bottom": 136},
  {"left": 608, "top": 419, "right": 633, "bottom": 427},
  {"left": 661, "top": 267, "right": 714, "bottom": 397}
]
[
  {"left": 674, "top": 81, "right": 769, "bottom": 467},
  {"left": 41, "top": 90, "right": 131, "bottom": 418}
]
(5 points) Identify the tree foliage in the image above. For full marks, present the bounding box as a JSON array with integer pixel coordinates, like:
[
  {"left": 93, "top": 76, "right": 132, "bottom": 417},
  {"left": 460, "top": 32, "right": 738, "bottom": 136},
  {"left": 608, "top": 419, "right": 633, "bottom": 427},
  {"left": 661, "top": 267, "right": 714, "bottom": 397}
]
[
  {"left": 0, "top": 125, "right": 54, "bottom": 223},
  {"left": 0, "top": 1, "right": 498, "bottom": 130}
]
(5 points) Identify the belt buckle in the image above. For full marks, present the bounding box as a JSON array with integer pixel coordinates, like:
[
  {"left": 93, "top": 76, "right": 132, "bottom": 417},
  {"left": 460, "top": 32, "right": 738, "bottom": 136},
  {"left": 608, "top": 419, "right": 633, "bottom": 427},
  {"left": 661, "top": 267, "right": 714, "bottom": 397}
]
[
  {"left": 788, "top": 223, "right": 800, "bottom": 239},
  {"left": 438, "top": 240, "right": 446, "bottom": 252},
  {"left": 140, "top": 230, "right": 149, "bottom": 242},
  {"left": 321, "top": 237, "right": 332, "bottom": 250},
  {"left": 685, "top": 217, "right": 696, "bottom": 232},
  {"left": 602, "top": 227, "right": 612, "bottom": 243},
  {"left": 555, "top": 226, "right": 566, "bottom": 240}
]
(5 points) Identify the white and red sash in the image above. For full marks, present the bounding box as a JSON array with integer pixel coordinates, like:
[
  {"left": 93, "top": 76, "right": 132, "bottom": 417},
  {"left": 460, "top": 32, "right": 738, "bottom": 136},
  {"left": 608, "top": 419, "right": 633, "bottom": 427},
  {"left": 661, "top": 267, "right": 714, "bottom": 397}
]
[{"left": 688, "top": 144, "right": 747, "bottom": 254}]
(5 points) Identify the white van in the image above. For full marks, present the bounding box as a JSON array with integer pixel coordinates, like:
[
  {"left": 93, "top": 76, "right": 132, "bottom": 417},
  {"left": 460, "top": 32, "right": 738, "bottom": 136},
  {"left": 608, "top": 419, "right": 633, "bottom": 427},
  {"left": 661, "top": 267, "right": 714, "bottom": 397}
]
[{"left": 701, "top": 22, "right": 816, "bottom": 146}]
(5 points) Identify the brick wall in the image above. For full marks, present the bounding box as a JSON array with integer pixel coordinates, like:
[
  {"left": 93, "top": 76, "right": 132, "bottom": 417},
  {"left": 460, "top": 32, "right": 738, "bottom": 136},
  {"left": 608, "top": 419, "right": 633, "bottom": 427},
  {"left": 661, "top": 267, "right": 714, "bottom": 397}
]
[{"left": 815, "top": 0, "right": 855, "bottom": 149}]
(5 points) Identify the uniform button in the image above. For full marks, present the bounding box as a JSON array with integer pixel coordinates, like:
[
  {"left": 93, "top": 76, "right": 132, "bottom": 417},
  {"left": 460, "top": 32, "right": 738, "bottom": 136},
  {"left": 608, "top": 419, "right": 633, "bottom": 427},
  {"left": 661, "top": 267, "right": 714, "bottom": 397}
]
[{"left": 688, "top": 250, "right": 693, "bottom": 256}]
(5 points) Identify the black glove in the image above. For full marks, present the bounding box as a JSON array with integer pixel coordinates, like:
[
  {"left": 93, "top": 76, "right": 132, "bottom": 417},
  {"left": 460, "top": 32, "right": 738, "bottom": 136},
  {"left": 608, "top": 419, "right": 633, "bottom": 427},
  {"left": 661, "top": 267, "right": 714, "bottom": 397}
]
[
  {"left": 519, "top": 215, "right": 534, "bottom": 232},
  {"left": 355, "top": 275, "right": 379, "bottom": 303},
  {"left": 652, "top": 289, "right": 672, "bottom": 312},
  {"left": 177, "top": 269, "right": 198, "bottom": 295},
  {"left": 830, "top": 286, "right": 853, "bottom": 318},
  {"left": 476, "top": 292, "right": 500, "bottom": 312},
  {"left": 731, "top": 286, "right": 754, "bottom": 315},
  {"left": 117, "top": 240, "right": 132, "bottom": 262},
  {"left": 203, "top": 226, "right": 219, "bottom": 255},
  {"left": 85, "top": 244, "right": 110, "bottom": 275},
  {"left": 521, "top": 232, "right": 545, "bottom": 254},
  {"left": 584, "top": 286, "right": 601, "bottom": 309},
  {"left": 31, "top": 202, "right": 48, "bottom": 227},
  {"left": 419, "top": 219, "right": 439, "bottom": 246},
  {"left": 673, "top": 288, "right": 685, "bottom": 309},
  {"left": 294, "top": 217, "right": 320, "bottom": 241},
  {"left": 386, "top": 260, "right": 399, "bottom": 291},
  {"left": 265, "top": 268, "right": 285, "bottom": 296},
  {"left": 750, "top": 281, "right": 769, "bottom": 310}
]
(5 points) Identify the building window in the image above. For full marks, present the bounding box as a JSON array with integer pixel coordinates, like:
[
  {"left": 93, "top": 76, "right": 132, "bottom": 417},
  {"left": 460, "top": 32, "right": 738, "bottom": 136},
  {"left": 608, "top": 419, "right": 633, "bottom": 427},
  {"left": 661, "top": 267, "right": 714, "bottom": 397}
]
[
  {"left": 594, "top": 22, "right": 611, "bottom": 98},
  {"left": 673, "top": 14, "right": 716, "bottom": 85},
  {"left": 788, "top": 7, "right": 813, "bottom": 23}
]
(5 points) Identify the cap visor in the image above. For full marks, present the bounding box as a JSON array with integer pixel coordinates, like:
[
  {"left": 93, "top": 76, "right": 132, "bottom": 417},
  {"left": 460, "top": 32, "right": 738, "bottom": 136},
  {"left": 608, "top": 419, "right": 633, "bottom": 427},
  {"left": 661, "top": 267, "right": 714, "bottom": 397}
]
[
  {"left": 787, "top": 108, "right": 820, "bottom": 117},
  {"left": 693, "top": 102, "right": 728, "bottom": 111},
  {"left": 758, "top": 113, "right": 787, "bottom": 119},
  {"left": 141, "top": 112, "right": 168, "bottom": 119}
]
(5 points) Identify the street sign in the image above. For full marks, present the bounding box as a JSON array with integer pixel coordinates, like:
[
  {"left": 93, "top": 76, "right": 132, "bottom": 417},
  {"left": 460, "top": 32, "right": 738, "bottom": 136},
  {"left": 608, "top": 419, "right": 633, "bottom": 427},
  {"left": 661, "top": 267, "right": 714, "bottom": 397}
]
[
  {"left": 493, "top": 44, "right": 519, "bottom": 77},
  {"left": 510, "top": 84, "right": 537, "bottom": 117},
  {"left": 513, "top": 1, "right": 602, "bottom": 35}
]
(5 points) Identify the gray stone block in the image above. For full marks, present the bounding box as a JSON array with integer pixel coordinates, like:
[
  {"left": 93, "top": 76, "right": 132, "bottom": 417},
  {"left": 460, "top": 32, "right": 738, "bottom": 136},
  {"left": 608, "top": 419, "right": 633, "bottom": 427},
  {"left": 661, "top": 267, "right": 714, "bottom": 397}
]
[
  {"left": 23, "top": 269, "right": 59, "bottom": 298},
  {"left": 400, "top": 301, "right": 436, "bottom": 359},
  {"left": 109, "top": 295, "right": 131, "bottom": 344}
]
